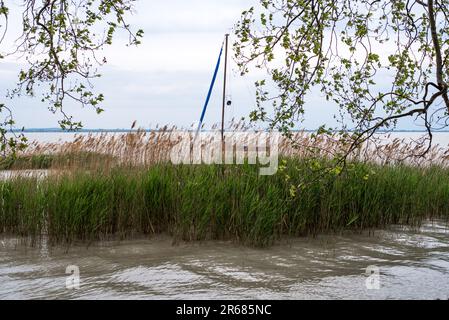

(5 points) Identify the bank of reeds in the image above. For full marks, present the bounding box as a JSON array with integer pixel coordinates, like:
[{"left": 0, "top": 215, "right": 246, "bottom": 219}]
[
  {"left": 1, "top": 160, "right": 448, "bottom": 246},
  {"left": 1, "top": 128, "right": 449, "bottom": 246},
  {"left": 7, "top": 129, "right": 449, "bottom": 170},
  {"left": 0, "top": 152, "right": 117, "bottom": 170}
]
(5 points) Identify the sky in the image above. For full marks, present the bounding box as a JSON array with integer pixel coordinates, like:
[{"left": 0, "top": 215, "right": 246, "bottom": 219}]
[
  {"left": 0, "top": 0, "right": 257, "bottom": 129},
  {"left": 0, "top": 0, "right": 425, "bottom": 131}
]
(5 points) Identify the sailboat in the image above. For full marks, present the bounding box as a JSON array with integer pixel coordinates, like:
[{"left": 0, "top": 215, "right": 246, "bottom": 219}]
[{"left": 195, "top": 34, "right": 231, "bottom": 141}]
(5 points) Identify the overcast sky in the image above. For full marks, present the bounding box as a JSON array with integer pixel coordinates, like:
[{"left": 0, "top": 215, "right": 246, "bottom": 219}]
[
  {"left": 0, "top": 1, "right": 248, "bottom": 129},
  {"left": 1, "top": 0, "right": 420, "bottom": 130}
]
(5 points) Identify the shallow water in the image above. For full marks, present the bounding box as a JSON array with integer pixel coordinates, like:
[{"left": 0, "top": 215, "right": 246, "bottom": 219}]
[{"left": 1, "top": 221, "right": 449, "bottom": 300}]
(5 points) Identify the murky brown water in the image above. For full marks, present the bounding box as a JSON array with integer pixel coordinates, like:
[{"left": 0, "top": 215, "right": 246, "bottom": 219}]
[{"left": 1, "top": 220, "right": 449, "bottom": 300}]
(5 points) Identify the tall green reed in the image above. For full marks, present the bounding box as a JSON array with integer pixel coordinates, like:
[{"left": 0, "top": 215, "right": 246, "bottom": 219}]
[{"left": 1, "top": 161, "right": 448, "bottom": 246}]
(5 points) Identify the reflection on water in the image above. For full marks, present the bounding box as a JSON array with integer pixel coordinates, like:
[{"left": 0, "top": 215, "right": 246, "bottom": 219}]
[{"left": 1, "top": 220, "right": 449, "bottom": 300}]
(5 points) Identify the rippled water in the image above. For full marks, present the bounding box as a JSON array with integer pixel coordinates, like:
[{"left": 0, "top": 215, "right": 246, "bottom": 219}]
[{"left": 1, "top": 221, "right": 449, "bottom": 300}]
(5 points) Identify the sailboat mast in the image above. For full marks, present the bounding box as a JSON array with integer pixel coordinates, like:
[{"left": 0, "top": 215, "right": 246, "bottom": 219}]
[{"left": 221, "top": 34, "right": 229, "bottom": 143}]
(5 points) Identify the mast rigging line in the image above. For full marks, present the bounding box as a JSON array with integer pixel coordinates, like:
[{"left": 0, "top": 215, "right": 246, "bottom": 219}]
[{"left": 195, "top": 38, "right": 225, "bottom": 139}]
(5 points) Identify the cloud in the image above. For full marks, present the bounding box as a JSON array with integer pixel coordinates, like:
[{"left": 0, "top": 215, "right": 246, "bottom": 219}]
[
  {"left": 103, "top": 33, "right": 227, "bottom": 73},
  {"left": 0, "top": 0, "right": 419, "bottom": 130},
  {"left": 131, "top": 0, "right": 252, "bottom": 33},
  {"left": 1, "top": 0, "right": 257, "bottom": 129}
]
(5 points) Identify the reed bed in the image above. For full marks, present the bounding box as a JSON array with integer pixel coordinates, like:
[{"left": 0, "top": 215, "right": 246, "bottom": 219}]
[
  {"left": 1, "top": 161, "right": 449, "bottom": 246},
  {"left": 5, "top": 128, "right": 449, "bottom": 170},
  {"left": 1, "top": 127, "right": 449, "bottom": 246}
]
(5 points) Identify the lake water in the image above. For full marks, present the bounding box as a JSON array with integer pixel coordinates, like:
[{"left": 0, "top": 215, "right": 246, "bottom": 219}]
[{"left": 1, "top": 220, "right": 449, "bottom": 300}]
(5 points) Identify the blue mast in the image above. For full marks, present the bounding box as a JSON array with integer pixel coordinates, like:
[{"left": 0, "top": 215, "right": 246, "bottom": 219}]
[{"left": 195, "top": 41, "right": 224, "bottom": 137}]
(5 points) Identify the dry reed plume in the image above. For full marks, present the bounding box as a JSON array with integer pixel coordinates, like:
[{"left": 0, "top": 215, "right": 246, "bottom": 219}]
[{"left": 7, "top": 125, "right": 449, "bottom": 170}]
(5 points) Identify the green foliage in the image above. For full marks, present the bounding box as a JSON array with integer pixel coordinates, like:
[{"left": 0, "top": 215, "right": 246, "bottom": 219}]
[
  {"left": 0, "top": 1, "right": 142, "bottom": 152},
  {"left": 234, "top": 0, "right": 449, "bottom": 152},
  {"left": 1, "top": 162, "right": 448, "bottom": 246}
]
